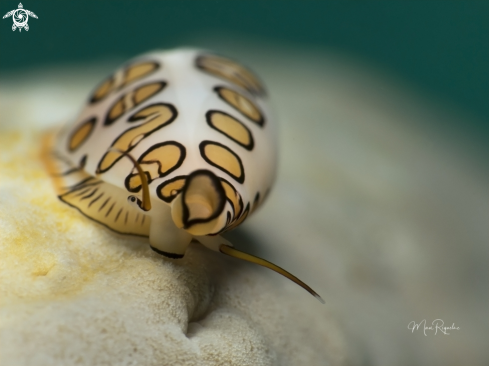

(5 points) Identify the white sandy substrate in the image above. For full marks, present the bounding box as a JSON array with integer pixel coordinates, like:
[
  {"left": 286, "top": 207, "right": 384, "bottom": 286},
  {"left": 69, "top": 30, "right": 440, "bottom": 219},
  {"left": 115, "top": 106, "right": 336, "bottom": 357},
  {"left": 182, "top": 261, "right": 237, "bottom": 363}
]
[{"left": 0, "top": 41, "right": 487, "bottom": 366}]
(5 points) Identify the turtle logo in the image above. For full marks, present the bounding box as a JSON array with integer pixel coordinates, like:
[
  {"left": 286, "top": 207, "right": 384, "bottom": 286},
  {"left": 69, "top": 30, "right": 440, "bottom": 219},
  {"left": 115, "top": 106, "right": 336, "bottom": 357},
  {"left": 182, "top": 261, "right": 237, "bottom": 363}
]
[{"left": 3, "top": 3, "right": 38, "bottom": 32}]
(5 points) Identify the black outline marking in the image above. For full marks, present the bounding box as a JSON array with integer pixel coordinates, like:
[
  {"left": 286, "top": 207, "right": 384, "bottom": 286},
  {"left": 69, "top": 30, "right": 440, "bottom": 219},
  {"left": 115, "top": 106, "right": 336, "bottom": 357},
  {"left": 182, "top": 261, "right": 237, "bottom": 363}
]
[
  {"left": 150, "top": 246, "right": 184, "bottom": 259},
  {"left": 240, "top": 202, "right": 250, "bottom": 220},
  {"left": 89, "top": 61, "right": 161, "bottom": 104},
  {"left": 199, "top": 140, "right": 245, "bottom": 184},
  {"left": 79, "top": 155, "right": 88, "bottom": 168},
  {"left": 104, "top": 81, "right": 167, "bottom": 126},
  {"left": 135, "top": 197, "right": 145, "bottom": 211},
  {"left": 68, "top": 117, "right": 97, "bottom": 152},
  {"left": 73, "top": 187, "right": 92, "bottom": 198},
  {"left": 57, "top": 197, "right": 148, "bottom": 238},
  {"left": 106, "top": 203, "right": 115, "bottom": 217},
  {"left": 250, "top": 192, "right": 261, "bottom": 214},
  {"left": 63, "top": 177, "right": 96, "bottom": 190},
  {"left": 214, "top": 86, "right": 265, "bottom": 127},
  {"left": 156, "top": 175, "right": 187, "bottom": 203},
  {"left": 99, "top": 197, "right": 111, "bottom": 212},
  {"left": 121, "top": 61, "right": 160, "bottom": 89},
  {"left": 125, "top": 172, "right": 151, "bottom": 193},
  {"left": 237, "top": 202, "right": 250, "bottom": 222},
  {"left": 224, "top": 202, "right": 250, "bottom": 232},
  {"left": 96, "top": 102, "right": 178, "bottom": 174},
  {"left": 210, "top": 211, "right": 233, "bottom": 236},
  {"left": 88, "top": 192, "right": 104, "bottom": 208},
  {"left": 253, "top": 192, "right": 260, "bottom": 207},
  {"left": 219, "top": 177, "right": 242, "bottom": 219},
  {"left": 89, "top": 76, "right": 115, "bottom": 104},
  {"left": 195, "top": 54, "right": 266, "bottom": 97},
  {"left": 181, "top": 169, "right": 226, "bottom": 229},
  {"left": 68, "top": 181, "right": 101, "bottom": 194},
  {"left": 52, "top": 166, "right": 82, "bottom": 177},
  {"left": 53, "top": 154, "right": 87, "bottom": 177},
  {"left": 124, "top": 141, "right": 186, "bottom": 193},
  {"left": 236, "top": 193, "right": 244, "bottom": 219},
  {"left": 114, "top": 207, "right": 122, "bottom": 221},
  {"left": 81, "top": 188, "right": 98, "bottom": 201},
  {"left": 206, "top": 110, "right": 254, "bottom": 150}
]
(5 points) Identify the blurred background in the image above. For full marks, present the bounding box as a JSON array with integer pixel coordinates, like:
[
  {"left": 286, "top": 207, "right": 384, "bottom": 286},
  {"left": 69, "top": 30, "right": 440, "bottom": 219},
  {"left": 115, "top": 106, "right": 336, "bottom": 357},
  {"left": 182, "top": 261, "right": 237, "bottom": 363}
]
[
  {"left": 0, "top": 0, "right": 489, "bottom": 146},
  {"left": 1, "top": 1, "right": 487, "bottom": 365},
  {"left": 0, "top": 0, "right": 488, "bottom": 145}
]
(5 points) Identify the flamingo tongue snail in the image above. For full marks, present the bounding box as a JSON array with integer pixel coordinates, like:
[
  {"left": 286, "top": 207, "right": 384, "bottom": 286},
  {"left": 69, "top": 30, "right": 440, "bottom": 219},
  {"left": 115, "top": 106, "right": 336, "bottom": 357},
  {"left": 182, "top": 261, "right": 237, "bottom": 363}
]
[{"left": 43, "top": 48, "right": 324, "bottom": 303}]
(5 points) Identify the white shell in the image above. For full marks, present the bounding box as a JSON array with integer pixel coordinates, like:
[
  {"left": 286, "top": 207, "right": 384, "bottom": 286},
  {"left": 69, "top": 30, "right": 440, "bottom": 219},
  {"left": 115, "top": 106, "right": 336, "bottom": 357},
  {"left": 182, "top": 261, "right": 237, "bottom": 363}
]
[{"left": 48, "top": 48, "right": 277, "bottom": 257}]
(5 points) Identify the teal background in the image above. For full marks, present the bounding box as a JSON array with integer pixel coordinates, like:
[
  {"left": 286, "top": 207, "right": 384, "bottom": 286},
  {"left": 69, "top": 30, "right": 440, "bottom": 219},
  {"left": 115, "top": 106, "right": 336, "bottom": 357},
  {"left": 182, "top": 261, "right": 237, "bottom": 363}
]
[{"left": 0, "top": 0, "right": 488, "bottom": 139}]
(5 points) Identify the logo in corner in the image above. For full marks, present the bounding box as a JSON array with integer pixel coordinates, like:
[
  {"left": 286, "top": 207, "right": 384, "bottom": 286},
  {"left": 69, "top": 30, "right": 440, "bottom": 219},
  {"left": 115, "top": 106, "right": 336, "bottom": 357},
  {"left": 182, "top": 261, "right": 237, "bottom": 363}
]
[{"left": 3, "top": 3, "right": 38, "bottom": 32}]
